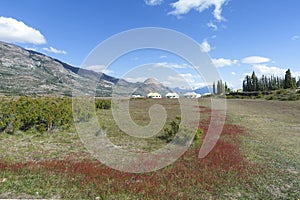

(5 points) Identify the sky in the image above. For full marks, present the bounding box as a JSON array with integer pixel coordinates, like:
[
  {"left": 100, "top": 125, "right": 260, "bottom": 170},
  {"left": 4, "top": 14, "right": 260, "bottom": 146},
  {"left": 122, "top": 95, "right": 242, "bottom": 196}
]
[{"left": 1, "top": 0, "right": 300, "bottom": 89}]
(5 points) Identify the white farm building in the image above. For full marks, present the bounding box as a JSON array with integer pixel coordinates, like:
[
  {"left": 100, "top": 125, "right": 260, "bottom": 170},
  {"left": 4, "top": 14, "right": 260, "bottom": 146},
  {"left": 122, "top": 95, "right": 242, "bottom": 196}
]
[
  {"left": 184, "top": 92, "right": 201, "bottom": 98},
  {"left": 165, "top": 92, "right": 179, "bottom": 99},
  {"left": 147, "top": 92, "right": 162, "bottom": 99}
]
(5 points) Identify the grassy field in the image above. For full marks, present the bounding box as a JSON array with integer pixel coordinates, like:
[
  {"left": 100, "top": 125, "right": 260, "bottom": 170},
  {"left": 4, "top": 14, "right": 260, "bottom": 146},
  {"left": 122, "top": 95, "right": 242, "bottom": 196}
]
[{"left": 0, "top": 98, "right": 299, "bottom": 199}]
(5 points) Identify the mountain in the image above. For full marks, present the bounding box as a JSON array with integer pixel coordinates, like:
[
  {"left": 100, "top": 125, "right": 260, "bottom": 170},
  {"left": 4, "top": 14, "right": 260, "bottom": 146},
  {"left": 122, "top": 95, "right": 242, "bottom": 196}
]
[
  {"left": 172, "top": 86, "right": 212, "bottom": 96},
  {"left": 0, "top": 41, "right": 111, "bottom": 96},
  {"left": 194, "top": 86, "right": 212, "bottom": 95},
  {"left": 133, "top": 78, "right": 173, "bottom": 96},
  {"left": 0, "top": 41, "right": 171, "bottom": 97},
  {"left": 172, "top": 87, "right": 194, "bottom": 95}
]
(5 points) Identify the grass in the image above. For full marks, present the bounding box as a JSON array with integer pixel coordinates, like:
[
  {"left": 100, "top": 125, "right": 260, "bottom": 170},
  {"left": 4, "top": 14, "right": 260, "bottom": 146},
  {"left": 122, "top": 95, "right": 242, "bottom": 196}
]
[
  {"left": 97, "top": 99, "right": 182, "bottom": 152},
  {"left": 0, "top": 98, "right": 299, "bottom": 199},
  {"left": 221, "top": 99, "right": 300, "bottom": 199},
  {"left": 0, "top": 130, "right": 90, "bottom": 163}
]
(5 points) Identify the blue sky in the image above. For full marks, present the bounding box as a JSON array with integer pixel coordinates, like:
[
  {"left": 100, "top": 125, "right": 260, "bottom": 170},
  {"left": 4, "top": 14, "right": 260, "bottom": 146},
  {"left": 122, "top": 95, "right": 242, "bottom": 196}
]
[{"left": 1, "top": 0, "right": 300, "bottom": 89}]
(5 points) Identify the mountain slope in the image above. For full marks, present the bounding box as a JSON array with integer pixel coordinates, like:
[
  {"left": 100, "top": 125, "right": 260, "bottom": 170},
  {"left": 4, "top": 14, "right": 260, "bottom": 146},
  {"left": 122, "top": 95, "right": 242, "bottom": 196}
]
[
  {"left": 0, "top": 41, "right": 171, "bottom": 97},
  {"left": 1, "top": 42, "right": 85, "bottom": 96}
]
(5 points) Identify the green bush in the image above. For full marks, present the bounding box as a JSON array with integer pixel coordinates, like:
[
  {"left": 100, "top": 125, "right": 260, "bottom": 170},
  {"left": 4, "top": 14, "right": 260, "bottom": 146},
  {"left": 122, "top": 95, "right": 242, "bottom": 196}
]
[
  {"left": 95, "top": 99, "right": 111, "bottom": 110},
  {"left": 0, "top": 99, "right": 15, "bottom": 133},
  {"left": 266, "top": 95, "right": 277, "bottom": 100},
  {"left": 158, "top": 117, "right": 180, "bottom": 143},
  {"left": 0, "top": 97, "right": 113, "bottom": 134},
  {"left": 279, "top": 93, "right": 299, "bottom": 101},
  {"left": 157, "top": 117, "right": 180, "bottom": 143},
  {"left": 0, "top": 97, "right": 73, "bottom": 134},
  {"left": 194, "top": 128, "right": 203, "bottom": 141},
  {"left": 158, "top": 117, "right": 203, "bottom": 145}
]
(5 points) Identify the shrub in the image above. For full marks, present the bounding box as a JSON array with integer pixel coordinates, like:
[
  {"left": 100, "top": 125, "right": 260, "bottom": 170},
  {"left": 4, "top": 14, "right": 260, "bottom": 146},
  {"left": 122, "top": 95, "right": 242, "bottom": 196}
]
[
  {"left": 95, "top": 99, "right": 111, "bottom": 110},
  {"left": 0, "top": 97, "right": 74, "bottom": 134},
  {"left": 266, "top": 95, "right": 277, "bottom": 100},
  {"left": 276, "top": 89, "right": 288, "bottom": 95},
  {"left": 0, "top": 99, "right": 15, "bottom": 133},
  {"left": 194, "top": 128, "right": 203, "bottom": 141},
  {"left": 158, "top": 117, "right": 202, "bottom": 145},
  {"left": 158, "top": 117, "right": 181, "bottom": 143},
  {"left": 279, "top": 93, "right": 299, "bottom": 101}
]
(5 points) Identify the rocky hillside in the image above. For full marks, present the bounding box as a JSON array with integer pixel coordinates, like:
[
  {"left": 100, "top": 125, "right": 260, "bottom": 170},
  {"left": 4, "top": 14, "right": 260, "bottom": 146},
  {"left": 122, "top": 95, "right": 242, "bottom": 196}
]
[{"left": 0, "top": 41, "right": 171, "bottom": 97}]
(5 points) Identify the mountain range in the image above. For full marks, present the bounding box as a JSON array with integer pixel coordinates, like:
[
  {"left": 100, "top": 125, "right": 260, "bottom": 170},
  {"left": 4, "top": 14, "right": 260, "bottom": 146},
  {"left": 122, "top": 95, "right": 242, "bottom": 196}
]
[
  {"left": 0, "top": 41, "right": 173, "bottom": 97},
  {"left": 0, "top": 41, "right": 211, "bottom": 97}
]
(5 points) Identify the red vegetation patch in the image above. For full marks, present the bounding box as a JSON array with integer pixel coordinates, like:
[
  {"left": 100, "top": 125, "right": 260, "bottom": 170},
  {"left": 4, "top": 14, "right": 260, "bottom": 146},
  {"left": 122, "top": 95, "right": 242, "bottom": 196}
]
[
  {"left": 221, "top": 124, "right": 244, "bottom": 135},
  {"left": 194, "top": 105, "right": 207, "bottom": 109}
]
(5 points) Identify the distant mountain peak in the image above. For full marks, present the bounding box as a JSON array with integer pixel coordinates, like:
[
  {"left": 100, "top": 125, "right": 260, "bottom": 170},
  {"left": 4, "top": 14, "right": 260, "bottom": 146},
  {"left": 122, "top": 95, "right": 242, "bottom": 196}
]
[{"left": 144, "top": 78, "right": 160, "bottom": 85}]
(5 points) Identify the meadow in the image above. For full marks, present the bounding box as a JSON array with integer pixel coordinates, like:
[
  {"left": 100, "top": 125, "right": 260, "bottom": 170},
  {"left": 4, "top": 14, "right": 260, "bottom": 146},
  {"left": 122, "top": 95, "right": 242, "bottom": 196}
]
[{"left": 0, "top": 98, "right": 299, "bottom": 199}]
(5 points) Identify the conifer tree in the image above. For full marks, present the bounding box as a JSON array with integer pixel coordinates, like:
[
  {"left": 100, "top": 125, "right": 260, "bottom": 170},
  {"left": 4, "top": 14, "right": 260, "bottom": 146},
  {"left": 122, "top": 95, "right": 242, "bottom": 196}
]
[{"left": 284, "top": 69, "right": 294, "bottom": 89}]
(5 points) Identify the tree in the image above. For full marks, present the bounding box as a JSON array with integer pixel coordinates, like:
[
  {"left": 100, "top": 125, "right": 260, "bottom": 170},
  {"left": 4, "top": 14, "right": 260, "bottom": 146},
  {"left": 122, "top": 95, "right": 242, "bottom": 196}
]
[
  {"left": 284, "top": 69, "right": 294, "bottom": 89},
  {"left": 251, "top": 71, "right": 259, "bottom": 91},
  {"left": 213, "top": 82, "right": 216, "bottom": 94},
  {"left": 225, "top": 82, "right": 230, "bottom": 93},
  {"left": 243, "top": 71, "right": 287, "bottom": 92},
  {"left": 296, "top": 77, "right": 300, "bottom": 87},
  {"left": 217, "top": 80, "right": 220, "bottom": 95},
  {"left": 213, "top": 80, "right": 226, "bottom": 95}
]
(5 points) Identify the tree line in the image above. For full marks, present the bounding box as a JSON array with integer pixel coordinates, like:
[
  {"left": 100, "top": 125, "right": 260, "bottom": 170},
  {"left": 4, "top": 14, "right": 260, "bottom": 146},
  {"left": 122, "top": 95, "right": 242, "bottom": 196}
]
[
  {"left": 243, "top": 69, "right": 300, "bottom": 92},
  {"left": 212, "top": 80, "right": 230, "bottom": 95}
]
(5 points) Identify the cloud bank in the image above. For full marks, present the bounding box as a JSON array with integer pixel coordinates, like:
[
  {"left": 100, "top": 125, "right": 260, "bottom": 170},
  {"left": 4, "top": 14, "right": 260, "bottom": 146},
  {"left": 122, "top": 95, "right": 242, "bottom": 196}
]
[
  {"left": 168, "top": 0, "right": 227, "bottom": 21},
  {"left": 0, "top": 16, "right": 46, "bottom": 45}
]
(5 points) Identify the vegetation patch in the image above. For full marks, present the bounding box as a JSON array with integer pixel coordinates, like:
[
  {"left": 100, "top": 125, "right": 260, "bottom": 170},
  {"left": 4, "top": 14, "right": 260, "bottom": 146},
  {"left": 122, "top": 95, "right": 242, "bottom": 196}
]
[{"left": 0, "top": 100, "right": 262, "bottom": 199}]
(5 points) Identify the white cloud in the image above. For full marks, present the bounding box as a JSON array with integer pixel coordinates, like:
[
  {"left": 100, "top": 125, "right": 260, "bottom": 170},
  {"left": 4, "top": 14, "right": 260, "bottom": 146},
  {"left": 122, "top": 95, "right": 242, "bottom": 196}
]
[
  {"left": 168, "top": 0, "right": 227, "bottom": 21},
  {"left": 159, "top": 55, "right": 167, "bottom": 59},
  {"left": 207, "top": 21, "right": 218, "bottom": 30},
  {"left": 252, "top": 64, "right": 286, "bottom": 77},
  {"left": 253, "top": 65, "right": 300, "bottom": 78},
  {"left": 153, "top": 62, "right": 190, "bottom": 69},
  {"left": 166, "top": 73, "right": 210, "bottom": 89},
  {"left": 125, "top": 77, "right": 148, "bottom": 83},
  {"left": 145, "top": 0, "right": 164, "bottom": 6},
  {"left": 241, "top": 56, "right": 271, "bottom": 64},
  {"left": 43, "top": 46, "right": 67, "bottom": 55},
  {"left": 231, "top": 72, "right": 236, "bottom": 75},
  {"left": 0, "top": 16, "right": 46, "bottom": 45},
  {"left": 85, "top": 65, "right": 114, "bottom": 75},
  {"left": 124, "top": 71, "right": 204, "bottom": 88},
  {"left": 200, "top": 39, "right": 211, "bottom": 53},
  {"left": 212, "top": 58, "right": 238, "bottom": 68},
  {"left": 291, "top": 35, "right": 299, "bottom": 41}
]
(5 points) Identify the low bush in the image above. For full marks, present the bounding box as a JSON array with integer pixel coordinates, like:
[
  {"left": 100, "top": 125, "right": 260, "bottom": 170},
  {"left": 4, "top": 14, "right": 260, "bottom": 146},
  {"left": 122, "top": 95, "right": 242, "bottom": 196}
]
[
  {"left": 0, "top": 97, "right": 111, "bottom": 134},
  {"left": 158, "top": 117, "right": 181, "bottom": 143},
  {"left": 158, "top": 117, "right": 203, "bottom": 145},
  {"left": 95, "top": 99, "right": 111, "bottom": 110},
  {"left": 266, "top": 95, "right": 277, "bottom": 100},
  {"left": 194, "top": 128, "right": 203, "bottom": 141}
]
